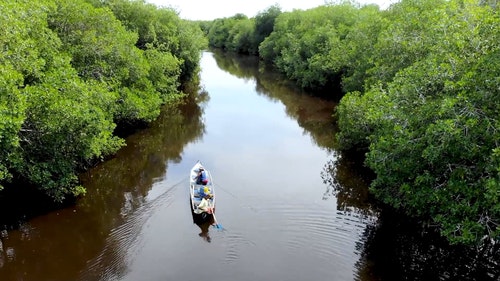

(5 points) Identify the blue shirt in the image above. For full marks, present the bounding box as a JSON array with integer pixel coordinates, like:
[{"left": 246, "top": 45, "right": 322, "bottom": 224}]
[{"left": 199, "top": 171, "right": 207, "bottom": 181}]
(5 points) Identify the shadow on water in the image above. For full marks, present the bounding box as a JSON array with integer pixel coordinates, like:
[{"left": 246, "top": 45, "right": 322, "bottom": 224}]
[
  {"left": 360, "top": 210, "right": 500, "bottom": 281},
  {"left": 191, "top": 210, "right": 215, "bottom": 243},
  {"left": 321, "top": 149, "right": 500, "bottom": 280}
]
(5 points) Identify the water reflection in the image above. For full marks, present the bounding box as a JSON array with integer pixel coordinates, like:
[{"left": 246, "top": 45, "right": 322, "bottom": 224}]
[
  {"left": 79, "top": 101, "right": 205, "bottom": 210},
  {"left": 321, "top": 152, "right": 376, "bottom": 214},
  {"left": 212, "top": 49, "right": 338, "bottom": 150},
  {"left": 320, "top": 138, "right": 500, "bottom": 280},
  {"left": 79, "top": 185, "right": 179, "bottom": 281},
  {"left": 0, "top": 96, "right": 206, "bottom": 280},
  {"left": 192, "top": 212, "right": 214, "bottom": 243},
  {"left": 1, "top": 50, "right": 497, "bottom": 281},
  {"left": 76, "top": 101, "right": 206, "bottom": 280},
  {"left": 211, "top": 49, "right": 500, "bottom": 280},
  {"left": 212, "top": 50, "right": 380, "bottom": 280},
  {"left": 362, "top": 209, "right": 500, "bottom": 281}
]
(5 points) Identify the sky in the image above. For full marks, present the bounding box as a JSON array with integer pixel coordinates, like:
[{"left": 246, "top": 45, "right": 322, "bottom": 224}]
[{"left": 146, "top": 0, "right": 398, "bottom": 21}]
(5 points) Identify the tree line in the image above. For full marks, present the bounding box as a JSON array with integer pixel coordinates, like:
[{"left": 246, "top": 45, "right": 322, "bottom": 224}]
[
  {"left": 0, "top": 0, "right": 206, "bottom": 202},
  {"left": 202, "top": 0, "right": 499, "bottom": 246}
]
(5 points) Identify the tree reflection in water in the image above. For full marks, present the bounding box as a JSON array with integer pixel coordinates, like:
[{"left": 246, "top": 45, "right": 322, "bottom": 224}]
[{"left": 322, "top": 152, "right": 500, "bottom": 281}]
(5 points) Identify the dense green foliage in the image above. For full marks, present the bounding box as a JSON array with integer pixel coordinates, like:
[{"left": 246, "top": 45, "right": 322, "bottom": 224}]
[
  {"left": 260, "top": 4, "right": 362, "bottom": 91},
  {"left": 90, "top": 0, "right": 207, "bottom": 82},
  {"left": 204, "top": 6, "right": 282, "bottom": 55},
  {"left": 335, "top": 0, "right": 499, "bottom": 245},
  {"left": 0, "top": 0, "right": 206, "bottom": 201},
  {"left": 205, "top": 2, "right": 386, "bottom": 93},
  {"left": 205, "top": 0, "right": 499, "bottom": 245}
]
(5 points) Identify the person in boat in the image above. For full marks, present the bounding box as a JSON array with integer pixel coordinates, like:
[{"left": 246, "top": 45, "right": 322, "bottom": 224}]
[
  {"left": 197, "top": 194, "right": 214, "bottom": 214},
  {"left": 196, "top": 167, "right": 208, "bottom": 185}
]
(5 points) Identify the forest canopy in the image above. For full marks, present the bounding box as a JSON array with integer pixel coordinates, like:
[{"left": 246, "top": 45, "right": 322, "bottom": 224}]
[
  {"left": 203, "top": 0, "right": 499, "bottom": 246},
  {"left": 1, "top": 0, "right": 498, "bottom": 246},
  {"left": 335, "top": 0, "right": 499, "bottom": 246},
  {"left": 0, "top": 0, "right": 206, "bottom": 201}
]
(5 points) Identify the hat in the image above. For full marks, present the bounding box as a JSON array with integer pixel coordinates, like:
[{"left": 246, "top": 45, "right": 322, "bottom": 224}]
[{"left": 203, "top": 186, "right": 210, "bottom": 194}]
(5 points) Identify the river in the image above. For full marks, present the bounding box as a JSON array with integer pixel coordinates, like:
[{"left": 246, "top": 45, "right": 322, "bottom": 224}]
[{"left": 0, "top": 50, "right": 497, "bottom": 281}]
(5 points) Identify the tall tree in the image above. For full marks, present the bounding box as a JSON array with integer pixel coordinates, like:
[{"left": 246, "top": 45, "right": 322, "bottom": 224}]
[{"left": 253, "top": 5, "right": 282, "bottom": 52}]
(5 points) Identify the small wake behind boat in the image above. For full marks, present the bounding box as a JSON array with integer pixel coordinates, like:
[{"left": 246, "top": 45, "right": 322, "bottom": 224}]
[{"left": 190, "top": 161, "right": 215, "bottom": 222}]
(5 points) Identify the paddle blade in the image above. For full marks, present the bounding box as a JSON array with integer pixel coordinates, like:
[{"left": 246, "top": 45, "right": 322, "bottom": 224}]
[{"left": 212, "top": 214, "right": 223, "bottom": 230}]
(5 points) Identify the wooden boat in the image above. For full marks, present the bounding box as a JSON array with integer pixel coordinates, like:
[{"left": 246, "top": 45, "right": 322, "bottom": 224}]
[{"left": 190, "top": 161, "right": 215, "bottom": 222}]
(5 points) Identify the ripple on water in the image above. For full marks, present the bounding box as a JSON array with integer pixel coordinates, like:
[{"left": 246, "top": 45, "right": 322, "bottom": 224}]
[
  {"left": 253, "top": 200, "right": 378, "bottom": 274},
  {"left": 78, "top": 185, "right": 176, "bottom": 281},
  {"left": 222, "top": 231, "right": 257, "bottom": 264}
]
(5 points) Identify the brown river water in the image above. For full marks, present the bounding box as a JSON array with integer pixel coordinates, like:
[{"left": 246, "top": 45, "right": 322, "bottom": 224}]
[{"left": 0, "top": 50, "right": 498, "bottom": 281}]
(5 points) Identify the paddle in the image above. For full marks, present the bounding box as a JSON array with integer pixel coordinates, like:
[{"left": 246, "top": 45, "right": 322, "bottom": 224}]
[{"left": 212, "top": 213, "right": 223, "bottom": 230}]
